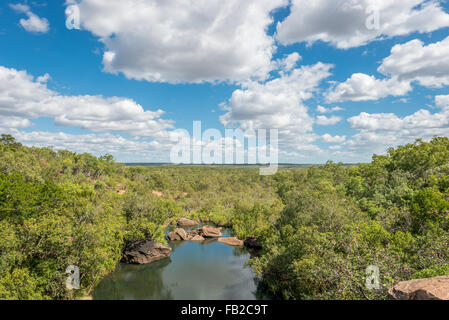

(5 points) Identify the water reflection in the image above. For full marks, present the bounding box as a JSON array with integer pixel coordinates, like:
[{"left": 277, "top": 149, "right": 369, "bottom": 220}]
[
  {"left": 93, "top": 258, "right": 174, "bottom": 300},
  {"left": 93, "top": 229, "right": 265, "bottom": 300}
]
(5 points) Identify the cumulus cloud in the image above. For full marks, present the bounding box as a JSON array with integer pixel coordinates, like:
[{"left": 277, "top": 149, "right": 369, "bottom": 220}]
[
  {"left": 316, "top": 115, "right": 343, "bottom": 126},
  {"left": 220, "top": 62, "right": 333, "bottom": 151},
  {"left": 0, "top": 129, "right": 173, "bottom": 162},
  {"left": 316, "top": 105, "right": 343, "bottom": 114},
  {"left": 70, "top": 0, "right": 287, "bottom": 83},
  {"left": 326, "top": 73, "right": 412, "bottom": 103},
  {"left": 345, "top": 95, "right": 449, "bottom": 155},
  {"left": 0, "top": 66, "right": 175, "bottom": 138},
  {"left": 378, "top": 36, "right": 449, "bottom": 88},
  {"left": 10, "top": 3, "right": 50, "bottom": 33},
  {"left": 321, "top": 134, "right": 346, "bottom": 143},
  {"left": 327, "top": 36, "right": 449, "bottom": 102},
  {"left": 276, "top": 0, "right": 449, "bottom": 49},
  {"left": 273, "top": 52, "right": 302, "bottom": 73}
]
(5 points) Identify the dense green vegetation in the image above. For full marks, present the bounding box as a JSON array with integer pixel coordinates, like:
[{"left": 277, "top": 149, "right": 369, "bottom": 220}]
[{"left": 0, "top": 133, "right": 448, "bottom": 300}]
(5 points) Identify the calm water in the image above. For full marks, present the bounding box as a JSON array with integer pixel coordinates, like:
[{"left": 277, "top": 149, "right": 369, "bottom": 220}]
[{"left": 93, "top": 229, "right": 264, "bottom": 300}]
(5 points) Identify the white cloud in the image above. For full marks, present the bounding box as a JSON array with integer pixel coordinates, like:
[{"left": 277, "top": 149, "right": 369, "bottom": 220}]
[
  {"left": 276, "top": 0, "right": 449, "bottom": 49},
  {"left": 0, "top": 66, "right": 174, "bottom": 138},
  {"left": 316, "top": 105, "right": 343, "bottom": 113},
  {"left": 316, "top": 115, "right": 343, "bottom": 126},
  {"left": 321, "top": 134, "right": 346, "bottom": 143},
  {"left": 0, "top": 116, "right": 31, "bottom": 129},
  {"left": 220, "top": 62, "right": 333, "bottom": 151},
  {"left": 274, "top": 52, "right": 302, "bottom": 73},
  {"left": 10, "top": 3, "right": 50, "bottom": 33},
  {"left": 327, "top": 36, "right": 449, "bottom": 103},
  {"left": 436, "top": 94, "right": 449, "bottom": 108},
  {"left": 0, "top": 129, "right": 173, "bottom": 162},
  {"left": 70, "top": 0, "right": 287, "bottom": 83},
  {"left": 326, "top": 73, "right": 412, "bottom": 103},
  {"left": 345, "top": 95, "right": 449, "bottom": 155},
  {"left": 378, "top": 36, "right": 449, "bottom": 88}
]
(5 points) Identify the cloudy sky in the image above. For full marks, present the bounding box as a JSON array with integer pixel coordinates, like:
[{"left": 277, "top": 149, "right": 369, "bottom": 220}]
[{"left": 1, "top": 0, "right": 449, "bottom": 163}]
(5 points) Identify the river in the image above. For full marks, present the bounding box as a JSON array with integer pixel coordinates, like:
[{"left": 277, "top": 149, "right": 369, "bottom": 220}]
[{"left": 92, "top": 228, "right": 266, "bottom": 300}]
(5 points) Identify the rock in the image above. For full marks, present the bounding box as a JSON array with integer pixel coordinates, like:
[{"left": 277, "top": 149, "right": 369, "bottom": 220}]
[
  {"left": 201, "top": 225, "right": 222, "bottom": 238},
  {"left": 167, "top": 232, "right": 182, "bottom": 241},
  {"left": 174, "top": 228, "right": 188, "bottom": 240},
  {"left": 218, "top": 237, "right": 244, "bottom": 247},
  {"left": 202, "top": 238, "right": 218, "bottom": 246},
  {"left": 152, "top": 190, "right": 163, "bottom": 198},
  {"left": 122, "top": 239, "right": 172, "bottom": 265},
  {"left": 191, "top": 235, "right": 205, "bottom": 242},
  {"left": 388, "top": 276, "right": 449, "bottom": 300},
  {"left": 185, "top": 230, "right": 199, "bottom": 240},
  {"left": 178, "top": 218, "right": 199, "bottom": 227},
  {"left": 244, "top": 236, "right": 262, "bottom": 250}
]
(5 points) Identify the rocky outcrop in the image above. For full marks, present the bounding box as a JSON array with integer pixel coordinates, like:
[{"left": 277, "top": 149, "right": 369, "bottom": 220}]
[
  {"left": 218, "top": 237, "right": 243, "bottom": 247},
  {"left": 388, "top": 276, "right": 449, "bottom": 300},
  {"left": 191, "top": 235, "right": 205, "bottom": 242},
  {"left": 167, "top": 232, "right": 182, "bottom": 241},
  {"left": 167, "top": 228, "right": 190, "bottom": 241},
  {"left": 174, "top": 228, "right": 188, "bottom": 240},
  {"left": 201, "top": 225, "right": 222, "bottom": 238},
  {"left": 244, "top": 236, "right": 262, "bottom": 250},
  {"left": 122, "top": 239, "right": 172, "bottom": 265},
  {"left": 177, "top": 218, "right": 199, "bottom": 227}
]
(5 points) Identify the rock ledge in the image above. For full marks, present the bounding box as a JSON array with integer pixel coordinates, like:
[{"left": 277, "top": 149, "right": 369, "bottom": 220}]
[{"left": 388, "top": 276, "right": 449, "bottom": 300}]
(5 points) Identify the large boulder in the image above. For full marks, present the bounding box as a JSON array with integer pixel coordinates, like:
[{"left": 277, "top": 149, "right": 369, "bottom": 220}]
[
  {"left": 244, "top": 236, "right": 262, "bottom": 250},
  {"left": 218, "top": 237, "right": 243, "bottom": 247},
  {"left": 201, "top": 225, "right": 222, "bottom": 238},
  {"left": 174, "top": 228, "right": 188, "bottom": 240},
  {"left": 186, "top": 229, "right": 199, "bottom": 240},
  {"left": 190, "top": 235, "right": 205, "bottom": 242},
  {"left": 122, "top": 239, "right": 172, "bottom": 265},
  {"left": 388, "top": 276, "right": 449, "bottom": 300},
  {"left": 167, "top": 232, "right": 182, "bottom": 241},
  {"left": 177, "top": 218, "right": 199, "bottom": 227}
]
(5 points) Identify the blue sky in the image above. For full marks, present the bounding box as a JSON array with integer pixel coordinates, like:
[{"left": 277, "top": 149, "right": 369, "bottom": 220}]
[{"left": 1, "top": 0, "right": 449, "bottom": 163}]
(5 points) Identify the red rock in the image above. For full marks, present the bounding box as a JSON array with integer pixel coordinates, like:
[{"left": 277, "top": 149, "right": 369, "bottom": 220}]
[
  {"left": 174, "top": 228, "right": 188, "bottom": 240},
  {"left": 201, "top": 225, "right": 222, "bottom": 238},
  {"left": 190, "top": 235, "right": 205, "bottom": 242},
  {"left": 388, "top": 276, "right": 449, "bottom": 300},
  {"left": 177, "top": 218, "right": 199, "bottom": 227},
  {"left": 218, "top": 237, "right": 243, "bottom": 247},
  {"left": 121, "top": 240, "right": 171, "bottom": 265}
]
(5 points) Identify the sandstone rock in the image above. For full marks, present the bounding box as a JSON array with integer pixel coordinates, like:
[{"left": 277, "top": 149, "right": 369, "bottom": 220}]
[
  {"left": 191, "top": 235, "right": 205, "bottom": 242},
  {"left": 152, "top": 190, "right": 163, "bottom": 198},
  {"left": 177, "top": 218, "right": 199, "bottom": 227},
  {"left": 202, "top": 238, "right": 218, "bottom": 246},
  {"left": 388, "top": 276, "right": 449, "bottom": 300},
  {"left": 244, "top": 236, "right": 262, "bottom": 250},
  {"left": 201, "top": 225, "right": 222, "bottom": 238},
  {"left": 167, "top": 232, "right": 182, "bottom": 241},
  {"left": 122, "top": 239, "right": 172, "bottom": 265},
  {"left": 174, "top": 228, "right": 188, "bottom": 240},
  {"left": 218, "top": 237, "right": 244, "bottom": 247},
  {"left": 185, "top": 230, "right": 199, "bottom": 240}
]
